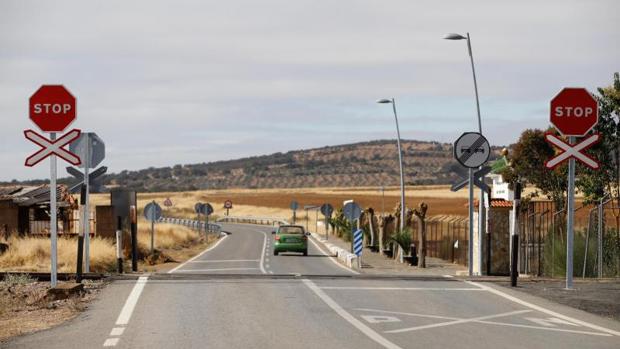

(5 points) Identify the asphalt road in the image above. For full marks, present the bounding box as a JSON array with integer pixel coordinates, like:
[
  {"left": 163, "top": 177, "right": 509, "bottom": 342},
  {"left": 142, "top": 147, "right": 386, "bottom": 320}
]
[{"left": 5, "top": 224, "right": 620, "bottom": 349}]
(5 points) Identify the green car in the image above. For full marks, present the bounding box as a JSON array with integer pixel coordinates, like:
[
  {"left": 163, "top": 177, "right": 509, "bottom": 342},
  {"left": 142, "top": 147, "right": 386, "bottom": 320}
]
[{"left": 272, "top": 225, "right": 309, "bottom": 256}]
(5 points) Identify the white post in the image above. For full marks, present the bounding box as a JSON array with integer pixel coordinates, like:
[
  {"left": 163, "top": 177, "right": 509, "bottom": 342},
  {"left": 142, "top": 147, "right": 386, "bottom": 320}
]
[
  {"left": 50, "top": 132, "right": 58, "bottom": 287},
  {"left": 84, "top": 133, "right": 91, "bottom": 273},
  {"left": 566, "top": 136, "right": 576, "bottom": 289}
]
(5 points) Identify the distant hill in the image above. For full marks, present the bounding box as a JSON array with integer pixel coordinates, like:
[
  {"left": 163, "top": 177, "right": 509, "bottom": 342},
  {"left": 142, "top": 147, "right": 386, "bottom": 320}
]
[{"left": 4, "top": 139, "right": 502, "bottom": 192}]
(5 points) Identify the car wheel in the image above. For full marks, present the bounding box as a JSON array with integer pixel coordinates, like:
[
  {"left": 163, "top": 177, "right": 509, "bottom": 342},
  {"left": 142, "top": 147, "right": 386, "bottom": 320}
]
[
  {"left": 303, "top": 249, "right": 308, "bottom": 256},
  {"left": 274, "top": 250, "right": 279, "bottom": 256}
]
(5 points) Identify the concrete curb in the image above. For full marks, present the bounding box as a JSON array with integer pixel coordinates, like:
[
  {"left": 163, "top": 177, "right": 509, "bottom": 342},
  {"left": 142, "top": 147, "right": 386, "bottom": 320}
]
[{"left": 310, "top": 233, "right": 359, "bottom": 270}]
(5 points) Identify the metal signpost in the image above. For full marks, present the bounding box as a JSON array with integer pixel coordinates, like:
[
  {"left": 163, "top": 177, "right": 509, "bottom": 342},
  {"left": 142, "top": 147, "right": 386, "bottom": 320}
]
[
  {"left": 343, "top": 201, "right": 362, "bottom": 257},
  {"left": 203, "top": 203, "right": 214, "bottom": 234},
  {"left": 290, "top": 201, "right": 299, "bottom": 224},
  {"left": 69, "top": 132, "right": 105, "bottom": 273},
  {"left": 546, "top": 88, "right": 599, "bottom": 289},
  {"left": 24, "top": 85, "right": 79, "bottom": 288},
  {"left": 453, "top": 132, "right": 490, "bottom": 276},
  {"left": 144, "top": 201, "right": 162, "bottom": 255},
  {"left": 320, "top": 203, "right": 333, "bottom": 240},
  {"left": 224, "top": 200, "right": 233, "bottom": 216}
]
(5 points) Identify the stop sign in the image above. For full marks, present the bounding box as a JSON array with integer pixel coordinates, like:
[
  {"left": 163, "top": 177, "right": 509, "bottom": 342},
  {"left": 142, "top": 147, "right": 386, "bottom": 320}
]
[
  {"left": 29, "top": 85, "right": 76, "bottom": 132},
  {"left": 550, "top": 88, "right": 598, "bottom": 137}
]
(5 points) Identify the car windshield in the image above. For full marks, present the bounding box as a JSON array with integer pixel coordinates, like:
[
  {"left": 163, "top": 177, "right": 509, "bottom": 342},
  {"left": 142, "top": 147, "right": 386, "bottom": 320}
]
[{"left": 278, "top": 226, "right": 304, "bottom": 234}]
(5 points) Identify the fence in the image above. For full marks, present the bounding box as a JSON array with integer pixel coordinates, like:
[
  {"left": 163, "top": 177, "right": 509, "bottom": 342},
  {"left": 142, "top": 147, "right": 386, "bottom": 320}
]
[
  {"left": 216, "top": 215, "right": 289, "bottom": 226},
  {"left": 159, "top": 217, "right": 222, "bottom": 234},
  {"left": 410, "top": 218, "right": 469, "bottom": 265}
]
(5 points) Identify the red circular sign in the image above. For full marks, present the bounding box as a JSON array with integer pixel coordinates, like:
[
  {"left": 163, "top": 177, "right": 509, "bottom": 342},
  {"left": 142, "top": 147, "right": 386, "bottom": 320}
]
[
  {"left": 550, "top": 88, "right": 598, "bottom": 137},
  {"left": 224, "top": 200, "right": 233, "bottom": 209},
  {"left": 29, "top": 85, "right": 76, "bottom": 132}
]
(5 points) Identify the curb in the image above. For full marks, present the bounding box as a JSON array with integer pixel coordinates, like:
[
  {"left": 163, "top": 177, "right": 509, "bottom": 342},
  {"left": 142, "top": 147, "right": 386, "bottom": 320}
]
[{"left": 310, "top": 233, "right": 359, "bottom": 270}]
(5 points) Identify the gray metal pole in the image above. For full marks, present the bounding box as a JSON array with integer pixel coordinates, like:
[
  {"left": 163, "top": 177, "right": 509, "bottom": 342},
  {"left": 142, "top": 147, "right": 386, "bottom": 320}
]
[
  {"left": 84, "top": 133, "right": 91, "bottom": 273},
  {"left": 566, "top": 136, "right": 576, "bottom": 289},
  {"left": 391, "top": 98, "right": 406, "bottom": 232},
  {"left": 150, "top": 200, "right": 155, "bottom": 255},
  {"left": 50, "top": 132, "right": 58, "bottom": 288},
  {"left": 468, "top": 168, "right": 474, "bottom": 276},
  {"left": 598, "top": 198, "right": 603, "bottom": 278}
]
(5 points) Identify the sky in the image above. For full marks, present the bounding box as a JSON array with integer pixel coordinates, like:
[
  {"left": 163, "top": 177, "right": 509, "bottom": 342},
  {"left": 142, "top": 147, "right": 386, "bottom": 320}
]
[{"left": 0, "top": 0, "right": 618, "bottom": 181}]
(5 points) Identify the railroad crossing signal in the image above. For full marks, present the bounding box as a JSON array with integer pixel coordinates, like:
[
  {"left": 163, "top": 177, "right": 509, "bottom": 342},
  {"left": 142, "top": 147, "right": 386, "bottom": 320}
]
[
  {"left": 450, "top": 166, "right": 492, "bottom": 193},
  {"left": 24, "top": 129, "right": 82, "bottom": 167},
  {"left": 453, "top": 132, "right": 490, "bottom": 168},
  {"left": 69, "top": 132, "right": 105, "bottom": 169},
  {"left": 353, "top": 229, "right": 363, "bottom": 256},
  {"left": 67, "top": 165, "right": 107, "bottom": 193},
  {"left": 545, "top": 133, "right": 600, "bottom": 169}
]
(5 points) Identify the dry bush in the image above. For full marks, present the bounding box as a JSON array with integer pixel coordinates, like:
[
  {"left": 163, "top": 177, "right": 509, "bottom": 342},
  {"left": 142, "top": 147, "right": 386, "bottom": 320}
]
[
  {"left": 0, "top": 236, "right": 116, "bottom": 273},
  {"left": 136, "top": 219, "right": 201, "bottom": 251}
]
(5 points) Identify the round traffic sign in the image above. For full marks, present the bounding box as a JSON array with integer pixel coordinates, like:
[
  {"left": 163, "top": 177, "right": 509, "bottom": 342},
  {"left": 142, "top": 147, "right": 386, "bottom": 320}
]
[
  {"left": 320, "top": 203, "right": 334, "bottom": 217},
  {"left": 144, "top": 201, "right": 162, "bottom": 222},
  {"left": 224, "top": 200, "right": 233, "bottom": 209},
  {"left": 343, "top": 202, "right": 362, "bottom": 222},
  {"left": 453, "top": 132, "right": 490, "bottom": 168},
  {"left": 290, "top": 201, "right": 299, "bottom": 211},
  {"left": 29, "top": 85, "right": 76, "bottom": 132},
  {"left": 195, "top": 202, "right": 204, "bottom": 214},
  {"left": 203, "top": 203, "right": 214, "bottom": 216},
  {"left": 550, "top": 88, "right": 599, "bottom": 137}
]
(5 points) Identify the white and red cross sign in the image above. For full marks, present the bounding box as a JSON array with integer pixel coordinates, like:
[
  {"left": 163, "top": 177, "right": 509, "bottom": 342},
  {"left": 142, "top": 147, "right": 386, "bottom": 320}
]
[
  {"left": 24, "top": 129, "right": 82, "bottom": 167},
  {"left": 544, "top": 133, "right": 600, "bottom": 170}
]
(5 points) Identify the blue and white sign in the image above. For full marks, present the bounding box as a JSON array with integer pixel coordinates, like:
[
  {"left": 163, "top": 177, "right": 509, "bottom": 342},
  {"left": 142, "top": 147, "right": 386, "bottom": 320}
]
[{"left": 353, "top": 229, "right": 363, "bottom": 256}]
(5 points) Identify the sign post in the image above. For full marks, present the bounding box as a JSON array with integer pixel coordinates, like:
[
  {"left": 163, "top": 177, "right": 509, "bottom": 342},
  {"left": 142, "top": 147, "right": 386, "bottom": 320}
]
[
  {"left": 144, "top": 201, "right": 162, "bottom": 255},
  {"left": 290, "top": 201, "right": 299, "bottom": 224},
  {"left": 343, "top": 201, "right": 362, "bottom": 268},
  {"left": 25, "top": 85, "right": 78, "bottom": 288},
  {"left": 320, "top": 203, "right": 333, "bottom": 240},
  {"left": 547, "top": 88, "right": 599, "bottom": 289},
  {"left": 69, "top": 132, "right": 105, "bottom": 273},
  {"left": 224, "top": 200, "right": 233, "bottom": 216},
  {"left": 453, "top": 132, "right": 490, "bottom": 276}
]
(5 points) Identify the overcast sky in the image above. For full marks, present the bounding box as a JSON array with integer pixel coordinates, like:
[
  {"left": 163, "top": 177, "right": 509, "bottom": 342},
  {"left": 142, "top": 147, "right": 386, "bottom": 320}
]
[{"left": 1, "top": 0, "right": 618, "bottom": 181}]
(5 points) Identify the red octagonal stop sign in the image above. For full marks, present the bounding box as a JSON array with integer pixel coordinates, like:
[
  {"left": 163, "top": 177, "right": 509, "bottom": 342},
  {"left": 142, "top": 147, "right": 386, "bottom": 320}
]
[
  {"left": 550, "top": 88, "right": 598, "bottom": 137},
  {"left": 29, "top": 85, "right": 76, "bottom": 132}
]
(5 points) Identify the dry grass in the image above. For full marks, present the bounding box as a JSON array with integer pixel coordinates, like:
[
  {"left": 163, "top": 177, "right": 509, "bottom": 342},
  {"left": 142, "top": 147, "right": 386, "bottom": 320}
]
[
  {"left": 136, "top": 218, "right": 201, "bottom": 251},
  {"left": 0, "top": 236, "right": 116, "bottom": 273}
]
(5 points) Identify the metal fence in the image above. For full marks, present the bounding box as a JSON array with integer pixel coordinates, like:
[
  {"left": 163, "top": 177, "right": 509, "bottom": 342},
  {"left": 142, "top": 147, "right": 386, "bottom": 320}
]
[
  {"left": 159, "top": 217, "right": 222, "bottom": 234},
  {"left": 216, "top": 215, "right": 289, "bottom": 226},
  {"left": 410, "top": 218, "right": 469, "bottom": 265}
]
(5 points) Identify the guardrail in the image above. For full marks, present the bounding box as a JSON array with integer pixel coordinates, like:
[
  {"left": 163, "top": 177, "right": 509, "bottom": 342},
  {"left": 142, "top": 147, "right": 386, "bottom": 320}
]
[
  {"left": 216, "top": 215, "right": 289, "bottom": 226},
  {"left": 159, "top": 217, "right": 222, "bottom": 234}
]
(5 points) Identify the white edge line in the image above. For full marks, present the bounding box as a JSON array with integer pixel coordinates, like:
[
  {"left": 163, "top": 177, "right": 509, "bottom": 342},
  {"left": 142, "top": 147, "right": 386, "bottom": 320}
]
[
  {"left": 303, "top": 279, "right": 401, "bottom": 349},
  {"left": 168, "top": 233, "right": 229, "bottom": 273},
  {"left": 319, "top": 287, "right": 483, "bottom": 291},
  {"left": 259, "top": 231, "right": 267, "bottom": 274},
  {"left": 465, "top": 281, "right": 620, "bottom": 337},
  {"left": 187, "top": 259, "right": 260, "bottom": 263},
  {"left": 174, "top": 267, "right": 259, "bottom": 272},
  {"left": 308, "top": 236, "right": 360, "bottom": 275},
  {"left": 115, "top": 276, "right": 148, "bottom": 326}
]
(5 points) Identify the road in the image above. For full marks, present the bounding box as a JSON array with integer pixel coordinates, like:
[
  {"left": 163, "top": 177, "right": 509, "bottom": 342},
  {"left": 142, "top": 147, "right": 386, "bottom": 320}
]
[{"left": 5, "top": 224, "right": 620, "bottom": 349}]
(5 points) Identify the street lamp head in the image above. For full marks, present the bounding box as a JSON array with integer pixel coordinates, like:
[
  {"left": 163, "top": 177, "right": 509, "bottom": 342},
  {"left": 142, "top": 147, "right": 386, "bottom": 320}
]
[
  {"left": 376, "top": 98, "right": 393, "bottom": 104},
  {"left": 443, "top": 33, "right": 467, "bottom": 40}
]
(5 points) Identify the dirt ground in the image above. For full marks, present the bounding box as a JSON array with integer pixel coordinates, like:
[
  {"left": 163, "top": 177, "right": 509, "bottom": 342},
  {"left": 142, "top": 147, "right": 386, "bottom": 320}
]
[
  {"left": 492, "top": 278, "right": 620, "bottom": 322},
  {"left": 0, "top": 276, "right": 106, "bottom": 342}
]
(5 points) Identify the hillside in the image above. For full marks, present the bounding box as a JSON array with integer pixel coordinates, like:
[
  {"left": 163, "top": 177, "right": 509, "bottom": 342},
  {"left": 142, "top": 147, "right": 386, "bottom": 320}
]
[{"left": 5, "top": 139, "right": 501, "bottom": 192}]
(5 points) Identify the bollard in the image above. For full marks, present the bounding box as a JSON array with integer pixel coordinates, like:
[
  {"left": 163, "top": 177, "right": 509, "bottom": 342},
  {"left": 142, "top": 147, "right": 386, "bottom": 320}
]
[
  {"left": 116, "top": 216, "right": 123, "bottom": 274},
  {"left": 410, "top": 243, "right": 418, "bottom": 266}
]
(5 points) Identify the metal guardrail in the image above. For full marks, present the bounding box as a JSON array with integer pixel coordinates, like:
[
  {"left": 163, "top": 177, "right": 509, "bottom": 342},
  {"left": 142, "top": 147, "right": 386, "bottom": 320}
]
[
  {"left": 216, "top": 215, "right": 289, "bottom": 226},
  {"left": 159, "top": 217, "right": 222, "bottom": 234}
]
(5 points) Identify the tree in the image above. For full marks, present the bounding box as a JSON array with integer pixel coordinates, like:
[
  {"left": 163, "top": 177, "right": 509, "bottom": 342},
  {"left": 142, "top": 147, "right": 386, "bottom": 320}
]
[
  {"left": 576, "top": 72, "right": 620, "bottom": 232},
  {"left": 500, "top": 129, "right": 568, "bottom": 210}
]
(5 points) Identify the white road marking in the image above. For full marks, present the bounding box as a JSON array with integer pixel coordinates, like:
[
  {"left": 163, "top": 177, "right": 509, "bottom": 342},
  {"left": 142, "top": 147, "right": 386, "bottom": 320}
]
[
  {"left": 115, "top": 276, "right": 149, "bottom": 326},
  {"left": 303, "top": 279, "right": 402, "bottom": 349},
  {"left": 320, "top": 287, "right": 483, "bottom": 291},
  {"left": 362, "top": 315, "right": 401, "bottom": 324},
  {"left": 174, "top": 267, "right": 259, "bottom": 272},
  {"left": 168, "top": 233, "right": 229, "bottom": 273},
  {"left": 269, "top": 271, "right": 274, "bottom": 274},
  {"left": 266, "top": 264, "right": 270, "bottom": 269},
  {"left": 358, "top": 308, "right": 611, "bottom": 337},
  {"left": 103, "top": 338, "right": 119, "bottom": 347},
  {"left": 109, "top": 327, "right": 125, "bottom": 336},
  {"left": 525, "top": 317, "right": 579, "bottom": 327},
  {"left": 187, "top": 259, "right": 259, "bottom": 263},
  {"left": 308, "top": 236, "right": 360, "bottom": 275},
  {"left": 259, "top": 231, "right": 267, "bottom": 274},
  {"left": 385, "top": 310, "right": 531, "bottom": 334},
  {"left": 465, "top": 281, "right": 620, "bottom": 337}
]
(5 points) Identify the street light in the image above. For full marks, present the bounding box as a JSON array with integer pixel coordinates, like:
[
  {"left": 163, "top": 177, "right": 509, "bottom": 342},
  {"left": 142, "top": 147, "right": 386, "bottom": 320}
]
[
  {"left": 444, "top": 32, "right": 485, "bottom": 276},
  {"left": 377, "top": 98, "right": 406, "bottom": 232}
]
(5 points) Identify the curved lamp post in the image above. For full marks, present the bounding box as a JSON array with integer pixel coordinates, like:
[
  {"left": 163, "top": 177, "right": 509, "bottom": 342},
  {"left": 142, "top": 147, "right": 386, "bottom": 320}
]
[
  {"left": 377, "top": 98, "right": 406, "bottom": 232},
  {"left": 444, "top": 32, "right": 485, "bottom": 276}
]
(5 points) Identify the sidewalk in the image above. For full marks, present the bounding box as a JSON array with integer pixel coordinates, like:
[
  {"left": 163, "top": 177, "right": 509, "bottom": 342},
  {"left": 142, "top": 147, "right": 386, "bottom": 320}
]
[{"left": 311, "top": 231, "right": 467, "bottom": 276}]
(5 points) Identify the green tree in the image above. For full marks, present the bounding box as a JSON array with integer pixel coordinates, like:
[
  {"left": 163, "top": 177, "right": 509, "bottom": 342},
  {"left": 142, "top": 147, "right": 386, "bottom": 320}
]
[{"left": 501, "top": 129, "right": 568, "bottom": 210}]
